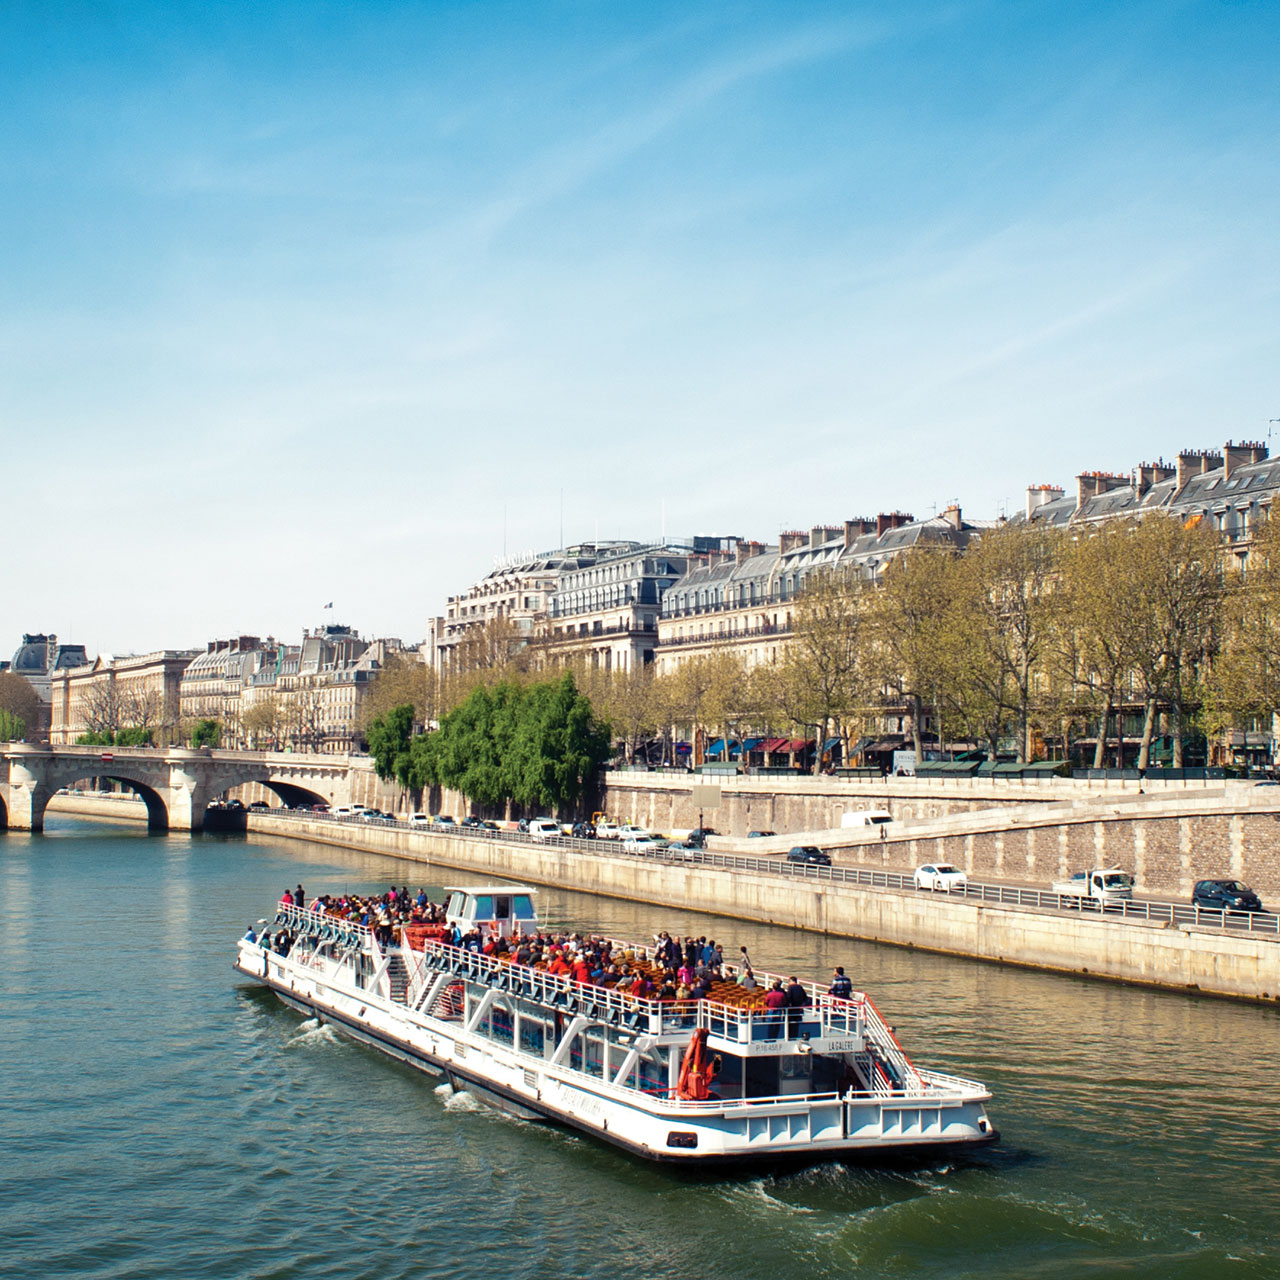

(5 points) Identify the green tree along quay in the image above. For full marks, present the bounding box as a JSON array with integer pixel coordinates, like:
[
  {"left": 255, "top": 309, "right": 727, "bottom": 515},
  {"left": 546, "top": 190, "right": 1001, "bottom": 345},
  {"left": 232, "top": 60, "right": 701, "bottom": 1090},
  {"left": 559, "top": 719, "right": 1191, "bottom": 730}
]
[
  {"left": 366, "top": 703, "right": 416, "bottom": 789},
  {"left": 0, "top": 708, "right": 26, "bottom": 740},
  {"left": 411, "top": 672, "right": 609, "bottom": 814},
  {"left": 190, "top": 719, "right": 221, "bottom": 748}
]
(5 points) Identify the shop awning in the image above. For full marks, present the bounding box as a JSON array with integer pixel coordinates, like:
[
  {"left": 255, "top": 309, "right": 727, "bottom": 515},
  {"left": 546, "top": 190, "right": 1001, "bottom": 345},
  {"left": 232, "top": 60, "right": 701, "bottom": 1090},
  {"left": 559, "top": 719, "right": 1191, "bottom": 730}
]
[
  {"left": 863, "top": 738, "right": 904, "bottom": 753},
  {"left": 820, "top": 737, "right": 841, "bottom": 753},
  {"left": 742, "top": 737, "right": 764, "bottom": 751},
  {"left": 708, "top": 738, "right": 726, "bottom": 754},
  {"left": 761, "top": 737, "right": 789, "bottom": 753},
  {"left": 787, "top": 738, "right": 813, "bottom": 753}
]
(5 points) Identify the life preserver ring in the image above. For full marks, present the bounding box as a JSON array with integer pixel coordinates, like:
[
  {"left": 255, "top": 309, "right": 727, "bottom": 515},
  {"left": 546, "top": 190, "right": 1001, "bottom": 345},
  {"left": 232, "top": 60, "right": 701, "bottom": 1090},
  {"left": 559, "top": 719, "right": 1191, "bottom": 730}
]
[{"left": 488, "top": 919, "right": 501, "bottom": 937}]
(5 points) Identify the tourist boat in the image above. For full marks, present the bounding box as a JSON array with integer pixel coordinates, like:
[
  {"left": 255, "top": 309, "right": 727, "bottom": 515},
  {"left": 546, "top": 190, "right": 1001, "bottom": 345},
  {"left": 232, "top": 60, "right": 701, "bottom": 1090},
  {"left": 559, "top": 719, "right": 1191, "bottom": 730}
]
[{"left": 235, "top": 883, "right": 998, "bottom": 1165}]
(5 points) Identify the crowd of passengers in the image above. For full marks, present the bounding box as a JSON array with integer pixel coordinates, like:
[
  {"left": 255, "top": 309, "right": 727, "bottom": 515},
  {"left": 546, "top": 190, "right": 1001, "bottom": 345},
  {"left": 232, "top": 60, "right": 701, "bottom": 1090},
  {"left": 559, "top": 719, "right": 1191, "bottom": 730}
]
[{"left": 249, "top": 885, "right": 857, "bottom": 1009}]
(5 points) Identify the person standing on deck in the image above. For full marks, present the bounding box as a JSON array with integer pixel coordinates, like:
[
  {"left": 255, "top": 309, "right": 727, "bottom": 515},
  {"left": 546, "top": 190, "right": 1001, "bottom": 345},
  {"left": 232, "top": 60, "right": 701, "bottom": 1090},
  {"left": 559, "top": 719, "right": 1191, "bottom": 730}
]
[
  {"left": 784, "top": 977, "right": 810, "bottom": 1038},
  {"left": 828, "top": 967, "right": 853, "bottom": 999}
]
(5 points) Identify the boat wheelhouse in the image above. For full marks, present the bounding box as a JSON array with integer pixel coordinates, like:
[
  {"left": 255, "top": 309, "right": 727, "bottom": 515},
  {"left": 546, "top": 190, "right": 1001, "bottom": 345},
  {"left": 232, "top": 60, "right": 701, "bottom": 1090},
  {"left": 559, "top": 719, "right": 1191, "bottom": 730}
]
[{"left": 236, "top": 884, "right": 997, "bottom": 1165}]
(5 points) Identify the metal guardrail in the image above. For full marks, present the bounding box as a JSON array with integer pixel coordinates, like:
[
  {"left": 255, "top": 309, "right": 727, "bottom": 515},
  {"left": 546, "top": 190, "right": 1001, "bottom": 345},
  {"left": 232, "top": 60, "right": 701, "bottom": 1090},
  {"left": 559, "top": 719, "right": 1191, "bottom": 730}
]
[{"left": 252, "top": 809, "right": 1280, "bottom": 940}]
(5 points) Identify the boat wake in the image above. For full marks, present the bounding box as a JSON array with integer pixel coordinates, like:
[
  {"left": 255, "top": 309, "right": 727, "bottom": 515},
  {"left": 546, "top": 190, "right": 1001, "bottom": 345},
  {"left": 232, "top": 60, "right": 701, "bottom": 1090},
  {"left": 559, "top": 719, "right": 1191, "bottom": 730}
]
[
  {"left": 436, "top": 1083, "right": 487, "bottom": 1113},
  {"left": 287, "top": 1020, "right": 341, "bottom": 1049}
]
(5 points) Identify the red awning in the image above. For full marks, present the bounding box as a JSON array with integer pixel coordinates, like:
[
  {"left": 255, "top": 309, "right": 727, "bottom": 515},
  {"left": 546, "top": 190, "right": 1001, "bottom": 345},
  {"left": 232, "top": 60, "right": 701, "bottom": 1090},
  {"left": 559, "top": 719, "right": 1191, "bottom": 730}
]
[
  {"left": 761, "top": 737, "right": 788, "bottom": 753},
  {"left": 787, "top": 738, "right": 813, "bottom": 752}
]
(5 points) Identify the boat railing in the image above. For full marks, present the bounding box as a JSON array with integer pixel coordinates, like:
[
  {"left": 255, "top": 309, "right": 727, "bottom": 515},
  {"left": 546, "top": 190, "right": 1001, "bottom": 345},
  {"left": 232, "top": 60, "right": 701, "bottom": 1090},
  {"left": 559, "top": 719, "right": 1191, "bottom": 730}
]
[
  {"left": 408, "top": 939, "right": 877, "bottom": 1047},
  {"left": 857, "top": 993, "right": 924, "bottom": 1092}
]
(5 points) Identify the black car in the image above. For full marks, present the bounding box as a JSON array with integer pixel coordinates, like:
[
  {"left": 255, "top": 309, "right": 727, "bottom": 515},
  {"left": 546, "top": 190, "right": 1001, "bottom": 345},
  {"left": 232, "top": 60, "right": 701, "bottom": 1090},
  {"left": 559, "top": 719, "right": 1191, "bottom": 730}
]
[
  {"left": 1192, "top": 879, "right": 1264, "bottom": 912},
  {"left": 786, "top": 846, "right": 831, "bottom": 865},
  {"left": 686, "top": 827, "right": 717, "bottom": 847},
  {"left": 460, "top": 816, "right": 485, "bottom": 828}
]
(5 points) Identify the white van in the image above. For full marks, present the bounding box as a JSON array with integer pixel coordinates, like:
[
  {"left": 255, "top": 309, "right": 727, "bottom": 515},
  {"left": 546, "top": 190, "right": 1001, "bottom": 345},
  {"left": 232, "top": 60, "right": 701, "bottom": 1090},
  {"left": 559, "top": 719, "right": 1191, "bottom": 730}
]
[
  {"left": 841, "top": 809, "right": 894, "bottom": 828},
  {"left": 526, "top": 818, "right": 562, "bottom": 842}
]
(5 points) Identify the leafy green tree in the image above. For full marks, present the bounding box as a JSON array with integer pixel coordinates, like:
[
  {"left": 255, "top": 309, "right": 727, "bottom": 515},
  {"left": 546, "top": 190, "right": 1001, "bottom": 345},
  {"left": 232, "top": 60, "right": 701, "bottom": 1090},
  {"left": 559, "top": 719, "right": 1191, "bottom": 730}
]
[
  {"left": 190, "top": 719, "right": 221, "bottom": 748},
  {"left": 366, "top": 704, "right": 416, "bottom": 788},
  {"left": 0, "top": 708, "right": 27, "bottom": 740},
  {"left": 412, "top": 672, "right": 609, "bottom": 814}
]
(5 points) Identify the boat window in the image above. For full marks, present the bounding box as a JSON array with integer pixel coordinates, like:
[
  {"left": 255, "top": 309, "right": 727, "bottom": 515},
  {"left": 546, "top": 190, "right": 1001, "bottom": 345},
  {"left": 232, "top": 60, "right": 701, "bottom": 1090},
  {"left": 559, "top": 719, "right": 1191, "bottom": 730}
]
[
  {"left": 569, "top": 1036, "right": 584, "bottom": 1073},
  {"left": 714, "top": 1053, "right": 744, "bottom": 1100},
  {"left": 638, "top": 1048, "right": 668, "bottom": 1095},
  {"left": 585, "top": 1036, "right": 607, "bottom": 1079},
  {"left": 513, "top": 895, "right": 535, "bottom": 919},
  {"left": 519, "top": 1017, "right": 545, "bottom": 1056},
  {"left": 472, "top": 894, "right": 494, "bottom": 920},
  {"left": 494, "top": 895, "right": 511, "bottom": 920},
  {"left": 745, "top": 1055, "right": 780, "bottom": 1099},
  {"left": 490, "top": 1002, "right": 514, "bottom": 1046},
  {"left": 446, "top": 891, "right": 465, "bottom": 917},
  {"left": 779, "top": 1054, "right": 813, "bottom": 1095}
]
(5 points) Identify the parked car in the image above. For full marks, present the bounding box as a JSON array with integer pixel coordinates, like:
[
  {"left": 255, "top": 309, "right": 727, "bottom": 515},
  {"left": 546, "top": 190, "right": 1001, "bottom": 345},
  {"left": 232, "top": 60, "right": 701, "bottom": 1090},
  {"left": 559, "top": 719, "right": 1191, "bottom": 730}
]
[
  {"left": 1192, "top": 879, "right": 1264, "bottom": 912},
  {"left": 786, "top": 846, "right": 831, "bottom": 865},
  {"left": 914, "top": 863, "right": 967, "bottom": 892},
  {"left": 747, "top": 830, "right": 775, "bottom": 838}
]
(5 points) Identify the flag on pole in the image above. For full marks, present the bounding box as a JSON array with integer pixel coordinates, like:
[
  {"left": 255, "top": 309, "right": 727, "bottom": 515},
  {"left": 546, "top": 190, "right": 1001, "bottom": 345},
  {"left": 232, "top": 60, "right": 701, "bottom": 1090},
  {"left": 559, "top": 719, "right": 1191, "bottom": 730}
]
[{"left": 324, "top": 601, "right": 333, "bottom": 609}]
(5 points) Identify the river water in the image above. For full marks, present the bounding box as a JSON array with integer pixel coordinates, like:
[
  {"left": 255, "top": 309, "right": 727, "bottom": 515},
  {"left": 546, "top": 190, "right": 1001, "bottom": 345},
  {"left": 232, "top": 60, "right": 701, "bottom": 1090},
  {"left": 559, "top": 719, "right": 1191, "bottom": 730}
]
[{"left": 2, "top": 817, "right": 1277, "bottom": 1280}]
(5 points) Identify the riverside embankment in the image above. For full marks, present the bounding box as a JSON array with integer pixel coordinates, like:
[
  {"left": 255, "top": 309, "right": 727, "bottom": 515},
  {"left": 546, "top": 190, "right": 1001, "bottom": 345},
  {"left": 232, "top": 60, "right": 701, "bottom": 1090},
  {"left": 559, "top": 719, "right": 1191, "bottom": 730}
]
[{"left": 43, "top": 792, "right": 1280, "bottom": 1002}]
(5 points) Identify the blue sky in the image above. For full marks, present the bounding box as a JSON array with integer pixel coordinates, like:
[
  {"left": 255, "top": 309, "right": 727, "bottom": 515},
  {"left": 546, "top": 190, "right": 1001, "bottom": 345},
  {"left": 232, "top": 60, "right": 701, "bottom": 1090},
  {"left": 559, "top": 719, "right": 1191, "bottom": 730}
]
[{"left": 4, "top": 0, "right": 1278, "bottom": 655}]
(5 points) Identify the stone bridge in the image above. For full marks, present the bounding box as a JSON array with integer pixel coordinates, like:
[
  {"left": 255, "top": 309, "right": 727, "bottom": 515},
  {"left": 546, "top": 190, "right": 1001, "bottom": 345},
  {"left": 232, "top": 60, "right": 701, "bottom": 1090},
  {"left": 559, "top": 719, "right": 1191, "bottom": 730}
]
[{"left": 0, "top": 745, "right": 352, "bottom": 832}]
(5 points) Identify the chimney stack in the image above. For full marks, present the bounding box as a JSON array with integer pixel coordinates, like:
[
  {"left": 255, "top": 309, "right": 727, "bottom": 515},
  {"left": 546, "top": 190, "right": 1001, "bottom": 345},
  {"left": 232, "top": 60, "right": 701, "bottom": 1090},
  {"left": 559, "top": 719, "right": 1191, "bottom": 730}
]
[
  {"left": 779, "top": 530, "right": 805, "bottom": 554},
  {"left": 1132, "top": 460, "right": 1175, "bottom": 497},
  {"left": 843, "top": 518, "right": 875, "bottom": 548},
  {"left": 1075, "top": 471, "right": 1128, "bottom": 511},
  {"left": 1175, "top": 449, "right": 1224, "bottom": 492},
  {"left": 1224, "top": 440, "right": 1268, "bottom": 481},
  {"left": 941, "top": 503, "right": 962, "bottom": 531},
  {"left": 1025, "top": 485, "right": 1065, "bottom": 519},
  {"left": 875, "top": 511, "right": 913, "bottom": 536}
]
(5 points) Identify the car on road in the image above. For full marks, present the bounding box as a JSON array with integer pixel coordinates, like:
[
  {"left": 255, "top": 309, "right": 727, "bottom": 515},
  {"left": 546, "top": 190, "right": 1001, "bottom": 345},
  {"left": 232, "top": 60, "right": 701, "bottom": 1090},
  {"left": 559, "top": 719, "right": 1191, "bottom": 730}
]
[
  {"left": 248, "top": 800, "right": 269, "bottom": 811},
  {"left": 914, "top": 863, "right": 967, "bottom": 892},
  {"left": 685, "top": 827, "right": 717, "bottom": 847},
  {"left": 432, "top": 815, "right": 457, "bottom": 827},
  {"left": 618, "top": 823, "right": 651, "bottom": 841},
  {"left": 571, "top": 821, "right": 596, "bottom": 839},
  {"left": 747, "top": 830, "right": 775, "bottom": 838},
  {"left": 1192, "top": 879, "right": 1264, "bottom": 913},
  {"left": 526, "top": 818, "right": 562, "bottom": 841},
  {"left": 595, "top": 820, "right": 621, "bottom": 839},
  {"left": 409, "top": 813, "right": 430, "bottom": 825},
  {"left": 623, "top": 835, "right": 664, "bottom": 854},
  {"left": 786, "top": 846, "right": 831, "bottom": 865},
  {"left": 665, "top": 839, "right": 700, "bottom": 860}
]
